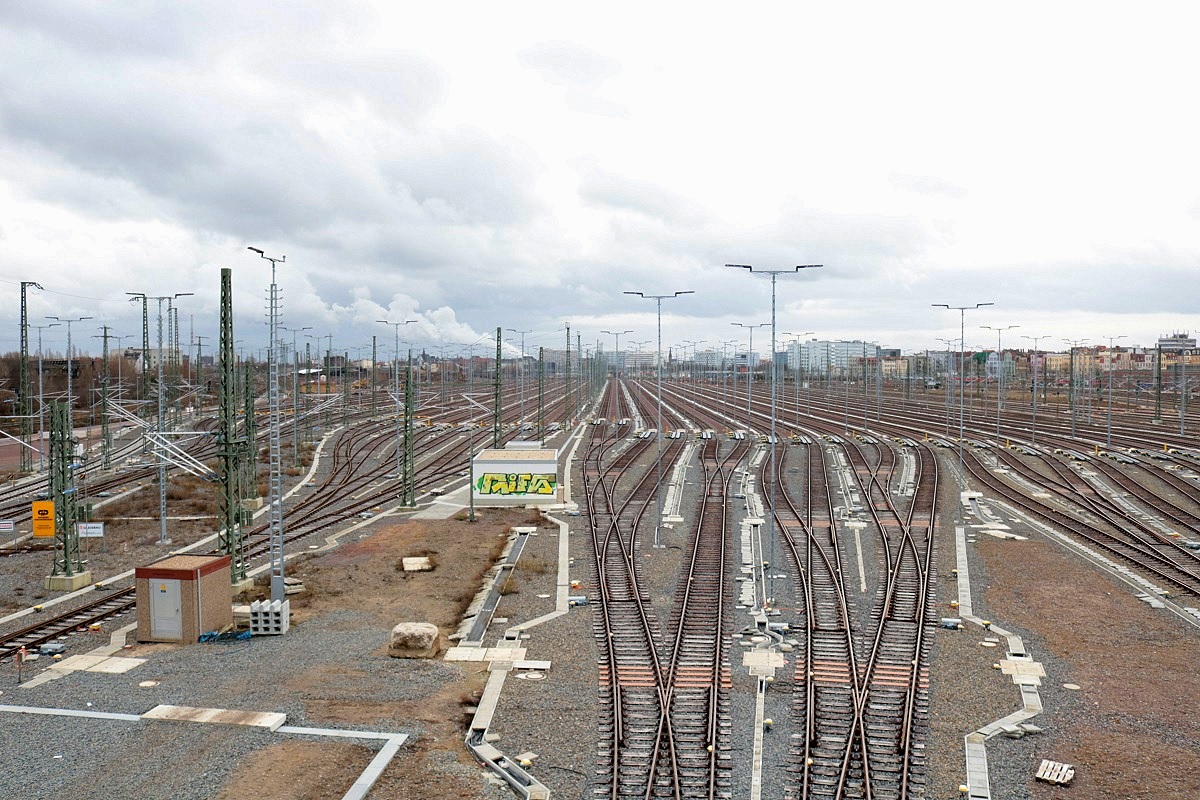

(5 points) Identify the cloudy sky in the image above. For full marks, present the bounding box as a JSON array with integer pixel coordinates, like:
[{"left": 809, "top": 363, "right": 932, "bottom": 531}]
[{"left": 2, "top": 2, "right": 1198, "bottom": 361}]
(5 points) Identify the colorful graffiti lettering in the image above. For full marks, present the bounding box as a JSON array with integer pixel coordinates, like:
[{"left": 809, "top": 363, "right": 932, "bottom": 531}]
[{"left": 476, "top": 472, "right": 557, "bottom": 496}]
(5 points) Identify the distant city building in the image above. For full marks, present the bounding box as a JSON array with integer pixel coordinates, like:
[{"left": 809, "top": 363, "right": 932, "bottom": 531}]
[
  {"left": 786, "top": 339, "right": 880, "bottom": 375},
  {"left": 1158, "top": 332, "right": 1196, "bottom": 351}
]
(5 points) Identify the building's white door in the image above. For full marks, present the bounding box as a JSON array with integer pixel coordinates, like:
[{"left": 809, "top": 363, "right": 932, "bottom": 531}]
[{"left": 150, "top": 579, "right": 182, "bottom": 639}]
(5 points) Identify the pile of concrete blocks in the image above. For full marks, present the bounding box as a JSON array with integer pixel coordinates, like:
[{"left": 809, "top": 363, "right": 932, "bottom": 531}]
[{"left": 249, "top": 599, "right": 290, "bottom": 636}]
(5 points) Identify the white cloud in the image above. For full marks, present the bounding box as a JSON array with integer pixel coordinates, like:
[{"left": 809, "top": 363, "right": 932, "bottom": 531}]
[{"left": 1, "top": 2, "right": 1199, "bottom": 356}]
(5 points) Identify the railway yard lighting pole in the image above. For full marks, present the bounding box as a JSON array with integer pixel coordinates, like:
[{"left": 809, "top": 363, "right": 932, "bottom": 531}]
[
  {"left": 731, "top": 322, "right": 769, "bottom": 433},
  {"left": 1021, "top": 334, "right": 1048, "bottom": 446},
  {"left": 507, "top": 328, "right": 532, "bottom": 427},
  {"left": 719, "top": 339, "right": 737, "bottom": 430},
  {"left": 784, "top": 331, "right": 814, "bottom": 426},
  {"left": 933, "top": 302, "right": 993, "bottom": 522},
  {"left": 682, "top": 340, "right": 705, "bottom": 410},
  {"left": 1063, "top": 338, "right": 1089, "bottom": 438},
  {"left": 601, "top": 330, "right": 633, "bottom": 382},
  {"left": 377, "top": 319, "right": 418, "bottom": 480},
  {"left": 982, "top": 325, "right": 1020, "bottom": 440},
  {"left": 246, "top": 247, "right": 287, "bottom": 602},
  {"left": 32, "top": 323, "right": 60, "bottom": 472},
  {"left": 730, "top": 264, "right": 822, "bottom": 609},
  {"left": 281, "top": 325, "right": 312, "bottom": 467},
  {"left": 935, "top": 338, "right": 956, "bottom": 436},
  {"left": 45, "top": 315, "right": 94, "bottom": 439},
  {"left": 462, "top": 394, "right": 491, "bottom": 523},
  {"left": 624, "top": 290, "right": 694, "bottom": 548},
  {"left": 1104, "top": 335, "right": 1127, "bottom": 447}
]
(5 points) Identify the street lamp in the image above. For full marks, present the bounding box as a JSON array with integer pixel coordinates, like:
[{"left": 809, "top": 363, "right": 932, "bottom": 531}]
[
  {"left": 1021, "top": 334, "right": 1048, "bottom": 446},
  {"left": 377, "top": 319, "right": 418, "bottom": 480},
  {"left": 507, "top": 328, "right": 532, "bottom": 427},
  {"left": 600, "top": 329, "right": 633, "bottom": 381},
  {"left": 682, "top": 339, "right": 705, "bottom": 410},
  {"left": 719, "top": 339, "right": 737, "bottom": 430},
  {"left": 624, "top": 289, "right": 694, "bottom": 547},
  {"left": 1104, "top": 335, "right": 1127, "bottom": 447},
  {"left": 1063, "top": 338, "right": 1089, "bottom": 437},
  {"left": 629, "top": 340, "right": 649, "bottom": 382},
  {"left": 461, "top": 393, "right": 493, "bottom": 522},
  {"left": 935, "top": 338, "right": 956, "bottom": 436},
  {"left": 31, "top": 323, "right": 59, "bottom": 471},
  {"left": 125, "top": 291, "right": 193, "bottom": 545},
  {"left": 729, "top": 264, "right": 822, "bottom": 610},
  {"left": 280, "top": 325, "right": 312, "bottom": 466},
  {"left": 982, "top": 324, "right": 1020, "bottom": 440},
  {"left": 247, "top": 245, "right": 287, "bottom": 602},
  {"left": 731, "top": 322, "right": 769, "bottom": 433},
  {"left": 933, "top": 302, "right": 994, "bottom": 523},
  {"left": 45, "top": 315, "right": 94, "bottom": 431}
]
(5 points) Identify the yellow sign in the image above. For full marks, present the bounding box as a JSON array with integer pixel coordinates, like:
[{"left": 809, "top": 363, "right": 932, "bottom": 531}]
[{"left": 32, "top": 500, "right": 55, "bottom": 538}]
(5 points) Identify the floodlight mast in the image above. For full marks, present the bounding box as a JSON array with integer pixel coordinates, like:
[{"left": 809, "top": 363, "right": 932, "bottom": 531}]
[
  {"left": 248, "top": 246, "right": 288, "bottom": 602},
  {"left": 1063, "top": 337, "right": 1089, "bottom": 437},
  {"left": 932, "top": 301, "right": 994, "bottom": 526},
  {"left": 507, "top": 328, "right": 533, "bottom": 426},
  {"left": 1021, "top": 333, "right": 1048, "bottom": 446},
  {"left": 624, "top": 290, "right": 693, "bottom": 548},
  {"left": 1104, "top": 335, "right": 1127, "bottom": 447},
  {"left": 600, "top": 329, "right": 633, "bottom": 380},
  {"left": 730, "top": 322, "right": 768, "bottom": 434},
  {"left": 727, "top": 264, "right": 822, "bottom": 608},
  {"left": 124, "top": 291, "right": 190, "bottom": 546},
  {"left": 981, "top": 324, "right": 1020, "bottom": 440},
  {"left": 377, "top": 319, "right": 419, "bottom": 481}
]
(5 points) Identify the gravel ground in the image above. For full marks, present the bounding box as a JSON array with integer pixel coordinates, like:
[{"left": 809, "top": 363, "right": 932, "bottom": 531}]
[
  {"left": 5, "top": 410, "right": 1196, "bottom": 800},
  {"left": 0, "top": 503, "right": 539, "bottom": 800}
]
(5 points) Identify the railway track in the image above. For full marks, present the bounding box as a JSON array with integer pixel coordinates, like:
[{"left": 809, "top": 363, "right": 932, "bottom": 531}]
[{"left": 0, "top": 588, "right": 136, "bottom": 660}]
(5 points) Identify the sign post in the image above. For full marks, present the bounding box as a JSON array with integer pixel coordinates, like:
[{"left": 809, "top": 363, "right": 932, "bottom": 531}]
[
  {"left": 78, "top": 521, "right": 105, "bottom": 554},
  {"left": 32, "top": 501, "right": 55, "bottom": 538}
]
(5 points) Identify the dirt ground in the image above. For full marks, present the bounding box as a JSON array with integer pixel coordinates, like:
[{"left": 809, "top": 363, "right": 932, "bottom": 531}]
[
  {"left": 217, "top": 507, "right": 543, "bottom": 800},
  {"left": 976, "top": 535, "right": 1200, "bottom": 800}
]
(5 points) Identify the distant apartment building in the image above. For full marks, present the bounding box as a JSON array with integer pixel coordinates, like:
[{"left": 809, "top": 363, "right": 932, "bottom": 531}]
[{"left": 786, "top": 339, "right": 880, "bottom": 375}]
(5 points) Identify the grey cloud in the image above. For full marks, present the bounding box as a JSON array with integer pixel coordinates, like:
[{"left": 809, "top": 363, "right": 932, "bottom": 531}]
[
  {"left": 578, "top": 167, "right": 710, "bottom": 225},
  {"left": 0, "top": 2, "right": 205, "bottom": 59},
  {"left": 265, "top": 51, "right": 448, "bottom": 126},
  {"left": 384, "top": 127, "right": 544, "bottom": 226},
  {"left": 519, "top": 40, "right": 629, "bottom": 118}
]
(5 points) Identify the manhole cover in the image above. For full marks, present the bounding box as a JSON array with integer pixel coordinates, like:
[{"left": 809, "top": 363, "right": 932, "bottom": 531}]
[
  {"left": 1063, "top": 683, "right": 1081, "bottom": 690},
  {"left": 979, "top": 641, "right": 998, "bottom": 647},
  {"left": 516, "top": 672, "right": 545, "bottom": 681},
  {"left": 138, "top": 680, "right": 159, "bottom": 688}
]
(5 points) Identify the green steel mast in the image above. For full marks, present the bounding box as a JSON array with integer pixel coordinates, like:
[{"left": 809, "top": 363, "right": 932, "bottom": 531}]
[
  {"left": 48, "top": 401, "right": 84, "bottom": 578},
  {"left": 493, "top": 327, "right": 502, "bottom": 448},
  {"left": 216, "top": 268, "right": 246, "bottom": 581}
]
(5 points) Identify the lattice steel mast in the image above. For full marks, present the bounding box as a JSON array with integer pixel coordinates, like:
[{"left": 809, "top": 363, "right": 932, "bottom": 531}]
[
  {"left": 249, "top": 246, "right": 287, "bottom": 602},
  {"left": 18, "top": 281, "right": 42, "bottom": 473},
  {"left": 217, "top": 268, "right": 247, "bottom": 583},
  {"left": 493, "top": 328, "right": 503, "bottom": 448}
]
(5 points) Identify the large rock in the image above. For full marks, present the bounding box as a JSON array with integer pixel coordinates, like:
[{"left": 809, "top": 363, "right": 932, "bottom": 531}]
[{"left": 389, "top": 622, "right": 443, "bottom": 658}]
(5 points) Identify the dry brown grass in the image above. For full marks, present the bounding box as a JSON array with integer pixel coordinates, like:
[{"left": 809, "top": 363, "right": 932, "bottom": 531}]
[{"left": 517, "top": 556, "right": 550, "bottom": 575}]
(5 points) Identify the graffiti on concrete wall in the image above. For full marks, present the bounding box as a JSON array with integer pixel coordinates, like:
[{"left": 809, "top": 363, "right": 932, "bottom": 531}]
[{"left": 476, "top": 472, "right": 557, "bottom": 496}]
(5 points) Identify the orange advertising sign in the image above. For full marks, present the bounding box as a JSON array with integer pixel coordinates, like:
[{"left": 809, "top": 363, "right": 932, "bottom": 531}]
[{"left": 32, "top": 500, "right": 55, "bottom": 538}]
